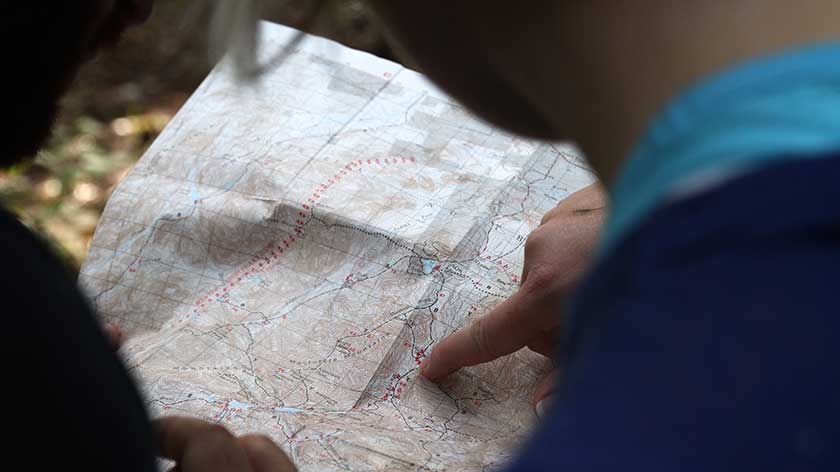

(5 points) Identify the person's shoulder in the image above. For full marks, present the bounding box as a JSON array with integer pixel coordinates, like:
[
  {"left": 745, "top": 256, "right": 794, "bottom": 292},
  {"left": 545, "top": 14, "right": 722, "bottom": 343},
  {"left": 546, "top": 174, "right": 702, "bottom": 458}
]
[
  {"left": 0, "top": 205, "right": 65, "bottom": 264},
  {"left": 600, "top": 151, "right": 840, "bottom": 270},
  {"left": 0, "top": 206, "right": 158, "bottom": 471},
  {"left": 0, "top": 206, "right": 82, "bottom": 305}
]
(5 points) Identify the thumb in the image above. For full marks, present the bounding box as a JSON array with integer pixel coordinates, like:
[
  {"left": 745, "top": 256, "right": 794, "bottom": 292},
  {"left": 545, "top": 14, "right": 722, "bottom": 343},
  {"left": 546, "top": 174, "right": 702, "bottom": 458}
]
[{"left": 533, "top": 369, "right": 560, "bottom": 419}]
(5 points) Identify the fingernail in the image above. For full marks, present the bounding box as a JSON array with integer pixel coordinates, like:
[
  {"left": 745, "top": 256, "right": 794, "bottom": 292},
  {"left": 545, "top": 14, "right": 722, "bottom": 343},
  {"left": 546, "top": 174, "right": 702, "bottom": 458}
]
[
  {"left": 535, "top": 394, "right": 554, "bottom": 420},
  {"left": 419, "top": 350, "right": 433, "bottom": 378}
]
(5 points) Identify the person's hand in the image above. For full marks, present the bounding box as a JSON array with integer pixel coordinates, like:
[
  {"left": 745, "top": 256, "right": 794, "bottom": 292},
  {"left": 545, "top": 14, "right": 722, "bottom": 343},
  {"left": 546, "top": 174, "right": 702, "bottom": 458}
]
[
  {"left": 155, "top": 416, "right": 296, "bottom": 472},
  {"left": 103, "top": 323, "right": 126, "bottom": 351},
  {"left": 420, "top": 183, "right": 606, "bottom": 413}
]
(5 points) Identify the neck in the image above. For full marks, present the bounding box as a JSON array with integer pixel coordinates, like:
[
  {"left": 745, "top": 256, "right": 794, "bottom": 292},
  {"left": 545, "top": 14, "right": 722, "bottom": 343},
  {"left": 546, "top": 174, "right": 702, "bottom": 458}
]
[{"left": 544, "top": 0, "right": 840, "bottom": 187}]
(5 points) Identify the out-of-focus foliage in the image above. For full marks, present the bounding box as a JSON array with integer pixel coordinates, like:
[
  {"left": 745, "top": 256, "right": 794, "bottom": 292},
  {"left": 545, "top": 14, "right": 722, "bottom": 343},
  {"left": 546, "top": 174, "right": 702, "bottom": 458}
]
[
  {"left": 0, "top": 0, "right": 386, "bottom": 273},
  {"left": 0, "top": 114, "right": 169, "bottom": 269}
]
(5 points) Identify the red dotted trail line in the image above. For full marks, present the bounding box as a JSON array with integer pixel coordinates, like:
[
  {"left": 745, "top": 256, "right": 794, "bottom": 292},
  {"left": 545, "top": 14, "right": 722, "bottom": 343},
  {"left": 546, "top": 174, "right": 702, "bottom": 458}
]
[{"left": 190, "top": 156, "right": 417, "bottom": 315}]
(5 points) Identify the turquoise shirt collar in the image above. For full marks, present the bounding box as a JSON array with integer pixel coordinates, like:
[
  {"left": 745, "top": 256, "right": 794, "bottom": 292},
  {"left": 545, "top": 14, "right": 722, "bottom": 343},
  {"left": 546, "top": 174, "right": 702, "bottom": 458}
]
[{"left": 601, "top": 42, "right": 840, "bottom": 259}]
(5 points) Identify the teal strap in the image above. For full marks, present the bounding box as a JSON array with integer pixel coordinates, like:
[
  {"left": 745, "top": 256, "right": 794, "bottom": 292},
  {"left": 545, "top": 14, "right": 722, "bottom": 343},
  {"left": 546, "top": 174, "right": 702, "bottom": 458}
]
[{"left": 601, "top": 42, "right": 840, "bottom": 259}]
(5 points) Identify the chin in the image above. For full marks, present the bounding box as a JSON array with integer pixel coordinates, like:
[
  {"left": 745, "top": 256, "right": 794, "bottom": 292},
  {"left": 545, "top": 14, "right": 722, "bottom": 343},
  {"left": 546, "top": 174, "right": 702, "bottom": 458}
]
[
  {"left": 448, "top": 85, "right": 560, "bottom": 141},
  {"left": 391, "top": 45, "right": 560, "bottom": 141},
  {"left": 373, "top": 5, "right": 561, "bottom": 142}
]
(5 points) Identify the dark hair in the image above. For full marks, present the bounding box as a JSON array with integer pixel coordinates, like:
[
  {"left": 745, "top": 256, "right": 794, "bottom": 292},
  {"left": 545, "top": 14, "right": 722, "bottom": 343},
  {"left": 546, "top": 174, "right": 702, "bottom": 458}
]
[{"left": 0, "top": 2, "right": 149, "bottom": 167}]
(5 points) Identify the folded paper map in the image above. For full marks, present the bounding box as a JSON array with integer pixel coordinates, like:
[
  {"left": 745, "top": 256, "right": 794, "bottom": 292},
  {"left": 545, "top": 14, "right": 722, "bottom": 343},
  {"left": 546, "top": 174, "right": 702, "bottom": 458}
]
[{"left": 79, "top": 21, "right": 594, "bottom": 471}]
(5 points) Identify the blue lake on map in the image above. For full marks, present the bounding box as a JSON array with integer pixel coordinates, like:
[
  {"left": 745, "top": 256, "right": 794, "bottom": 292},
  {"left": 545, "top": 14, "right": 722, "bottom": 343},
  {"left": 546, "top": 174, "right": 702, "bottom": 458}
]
[{"left": 421, "top": 259, "right": 438, "bottom": 275}]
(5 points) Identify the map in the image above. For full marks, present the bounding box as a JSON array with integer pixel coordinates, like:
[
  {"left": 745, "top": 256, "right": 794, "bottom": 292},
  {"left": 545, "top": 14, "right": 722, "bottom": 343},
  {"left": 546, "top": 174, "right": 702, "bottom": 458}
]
[{"left": 79, "top": 22, "right": 594, "bottom": 471}]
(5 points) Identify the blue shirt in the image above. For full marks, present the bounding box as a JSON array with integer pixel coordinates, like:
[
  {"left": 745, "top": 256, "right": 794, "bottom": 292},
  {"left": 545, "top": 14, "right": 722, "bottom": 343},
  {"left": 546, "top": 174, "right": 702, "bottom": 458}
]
[
  {"left": 603, "top": 42, "right": 840, "bottom": 258},
  {"left": 510, "top": 43, "right": 840, "bottom": 470}
]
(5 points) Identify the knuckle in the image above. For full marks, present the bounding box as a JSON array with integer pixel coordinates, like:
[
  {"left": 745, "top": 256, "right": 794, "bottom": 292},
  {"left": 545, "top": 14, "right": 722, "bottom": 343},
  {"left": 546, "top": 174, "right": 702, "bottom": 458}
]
[
  {"left": 206, "top": 423, "right": 233, "bottom": 435},
  {"left": 469, "top": 316, "right": 494, "bottom": 359},
  {"left": 521, "top": 265, "right": 557, "bottom": 297},
  {"left": 202, "top": 423, "right": 236, "bottom": 445},
  {"left": 539, "top": 206, "right": 563, "bottom": 225},
  {"left": 523, "top": 229, "right": 546, "bottom": 254},
  {"left": 192, "top": 424, "right": 241, "bottom": 462},
  {"left": 241, "top": 433, "right": 278, "bottom": 453}
]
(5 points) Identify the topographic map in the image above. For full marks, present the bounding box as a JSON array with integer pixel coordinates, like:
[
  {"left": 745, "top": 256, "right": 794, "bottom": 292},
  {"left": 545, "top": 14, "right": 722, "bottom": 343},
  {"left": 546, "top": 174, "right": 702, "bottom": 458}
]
[{"left": 79, "top": 22, "right": 594, "bottom": 471}]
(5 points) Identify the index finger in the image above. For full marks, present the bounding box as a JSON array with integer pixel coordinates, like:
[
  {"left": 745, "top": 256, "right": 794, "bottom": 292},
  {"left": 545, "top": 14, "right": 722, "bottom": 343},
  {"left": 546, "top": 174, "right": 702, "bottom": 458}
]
[
  {"left": 154, "top": 416, "right": 253, "bottom": 472},
  {"left": 420, "top": 288, "right": 550, "bottom": 380}
]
